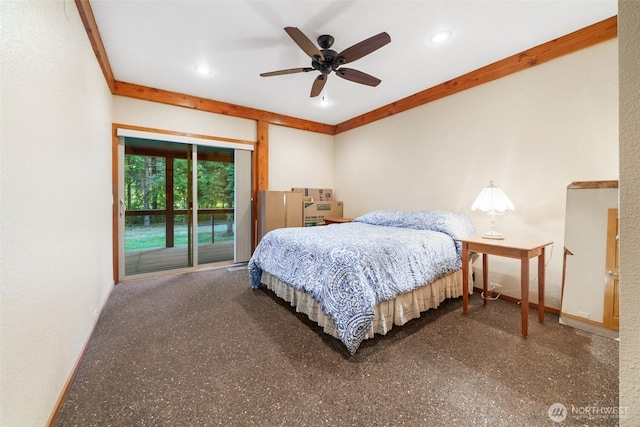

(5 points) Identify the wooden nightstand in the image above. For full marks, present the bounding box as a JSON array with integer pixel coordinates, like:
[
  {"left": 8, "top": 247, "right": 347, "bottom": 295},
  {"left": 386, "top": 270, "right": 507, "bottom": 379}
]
[
  {"left": 456, "top": 236, "right": 553, "bottom": 336},
  {"left": 323, "top": 217, "right": 354, "bottom": 224}
]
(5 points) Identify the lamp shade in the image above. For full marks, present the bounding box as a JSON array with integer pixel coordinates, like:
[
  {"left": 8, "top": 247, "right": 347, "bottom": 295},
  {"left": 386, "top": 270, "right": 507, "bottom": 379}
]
[{"left": 471, "top": 181, "right": 515, "bottom": 215}]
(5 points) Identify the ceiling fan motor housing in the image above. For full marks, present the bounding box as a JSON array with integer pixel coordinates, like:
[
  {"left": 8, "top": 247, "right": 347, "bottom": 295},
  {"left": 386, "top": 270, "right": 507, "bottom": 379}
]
[
  {"left": 312, "top": 49, "right": 341, "bottom": 74},
  {"left": 313, "top": 34, "right": 346, "bottom": 74}
]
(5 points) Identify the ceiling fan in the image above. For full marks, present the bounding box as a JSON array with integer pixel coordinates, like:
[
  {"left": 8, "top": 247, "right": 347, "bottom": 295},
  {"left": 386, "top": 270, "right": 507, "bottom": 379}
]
[{"left": 260, "top": 27, "right": 391, "bottom": 97}]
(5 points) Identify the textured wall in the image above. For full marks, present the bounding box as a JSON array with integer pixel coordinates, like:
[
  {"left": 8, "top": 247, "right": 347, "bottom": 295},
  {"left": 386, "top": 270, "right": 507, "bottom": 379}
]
[
  {"left": 334, "top": 40, "right": 618, "bottom": 310},
  {"left": 619, "top": 1, "right": 640, "bottom": 424},
  {"left": 267, "top": 124, "right": 335, "bottom": 192},
  {"left": 0, "top": 1, "right": 114, "bottom": 425},
  {"left": 113, "top": 96, "right": 257, "bottom": 142}
]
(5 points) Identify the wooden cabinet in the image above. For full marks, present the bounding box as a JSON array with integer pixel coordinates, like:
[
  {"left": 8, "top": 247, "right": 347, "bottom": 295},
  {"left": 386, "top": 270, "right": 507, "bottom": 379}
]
[{"left": 257, "top": 191, "right": 303, "bottom": 242}]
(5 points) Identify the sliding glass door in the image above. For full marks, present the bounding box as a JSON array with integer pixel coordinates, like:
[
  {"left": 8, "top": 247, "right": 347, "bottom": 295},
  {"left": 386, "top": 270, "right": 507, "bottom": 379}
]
[
  {"left": 195, "top": 145, "right": 235, "bottom": 266},
  {"left": 117, "top": 133, "right": 251, "bottom": 280},
  {"left": 122, "top": 138, "right": 195, "bottom": 276}
]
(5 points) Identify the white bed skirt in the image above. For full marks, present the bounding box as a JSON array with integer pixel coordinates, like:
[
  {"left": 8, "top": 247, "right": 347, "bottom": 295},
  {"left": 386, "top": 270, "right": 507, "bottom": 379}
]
[{"left": 261, "top": 269, "right": 470, "bottom": 341}]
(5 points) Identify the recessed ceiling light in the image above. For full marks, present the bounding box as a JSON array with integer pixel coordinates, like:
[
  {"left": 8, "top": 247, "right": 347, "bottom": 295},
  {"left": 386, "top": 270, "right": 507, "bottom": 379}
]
[
  {"left": 195, "top": 65, "right": 212, "bottom": 75},
  {"left": 429, "top": 30, "right": 452, "bottom": 44}
]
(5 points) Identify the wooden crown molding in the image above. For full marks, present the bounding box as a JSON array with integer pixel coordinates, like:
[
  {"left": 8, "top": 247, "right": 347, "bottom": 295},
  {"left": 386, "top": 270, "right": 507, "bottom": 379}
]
[
  {"left": 75, "top": 0, "right": 617, "bottom": 136},
  {"left": 73, "top": 0, "right": 334, "bottom": 135},
  {"left": 334, "top": 15, "right": 618, "bottom": 134},
  {"left": 75, "top": 0, "right": 115, "bottom": 92},
  {"left": 111, "top": 81, "right": 336, "bottom": 135}
]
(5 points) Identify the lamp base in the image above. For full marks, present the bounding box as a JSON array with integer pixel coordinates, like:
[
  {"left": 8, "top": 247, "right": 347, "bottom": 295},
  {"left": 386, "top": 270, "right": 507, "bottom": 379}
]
[{"left": 481, "top": 230, "right": 505, "bottom": 240}]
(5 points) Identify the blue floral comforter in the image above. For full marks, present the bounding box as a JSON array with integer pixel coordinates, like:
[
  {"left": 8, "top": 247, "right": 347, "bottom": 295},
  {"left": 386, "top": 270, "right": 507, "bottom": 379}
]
[{"left": 248, "top": 210, "right": 475, "bottom": 354}]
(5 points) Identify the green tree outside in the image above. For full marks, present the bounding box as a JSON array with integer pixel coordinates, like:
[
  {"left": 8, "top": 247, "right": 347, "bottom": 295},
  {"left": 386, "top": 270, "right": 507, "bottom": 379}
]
[{"left": 125, "top": 153, "right": 235, "bottom": 249}]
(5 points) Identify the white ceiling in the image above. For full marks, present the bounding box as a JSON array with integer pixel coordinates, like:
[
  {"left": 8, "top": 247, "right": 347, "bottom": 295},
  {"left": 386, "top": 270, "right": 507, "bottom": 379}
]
[{"left": 90, "top": 0, "right": 617, "bottom": 126}]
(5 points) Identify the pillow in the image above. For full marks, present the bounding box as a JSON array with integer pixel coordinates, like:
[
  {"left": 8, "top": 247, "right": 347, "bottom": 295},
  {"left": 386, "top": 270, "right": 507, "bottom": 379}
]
[{"left": 353, "top": 210, "right": 476, "bottom": 241}]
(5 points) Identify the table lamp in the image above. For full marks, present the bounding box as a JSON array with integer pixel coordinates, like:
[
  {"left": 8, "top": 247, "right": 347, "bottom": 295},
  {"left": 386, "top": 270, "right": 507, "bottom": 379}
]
[{"left": 471, "top": 181, "right": 515, "bottom": 239}]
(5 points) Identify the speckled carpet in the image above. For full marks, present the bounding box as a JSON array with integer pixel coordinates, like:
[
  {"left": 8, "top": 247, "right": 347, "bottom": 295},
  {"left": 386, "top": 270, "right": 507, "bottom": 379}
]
[{"left": 54, "top": 267, "right": 619, "bottom": 427}]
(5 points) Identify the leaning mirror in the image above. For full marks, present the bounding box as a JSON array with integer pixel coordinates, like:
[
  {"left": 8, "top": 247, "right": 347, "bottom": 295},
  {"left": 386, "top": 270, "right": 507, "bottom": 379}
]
[{"left": 560, "top": 180, "right": 618, "bottom": 339}]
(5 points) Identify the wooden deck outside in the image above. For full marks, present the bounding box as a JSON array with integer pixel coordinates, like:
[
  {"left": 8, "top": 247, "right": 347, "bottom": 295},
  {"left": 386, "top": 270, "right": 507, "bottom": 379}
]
[{"left": 125, "top": 241, "right": 234, "bottom": 276}]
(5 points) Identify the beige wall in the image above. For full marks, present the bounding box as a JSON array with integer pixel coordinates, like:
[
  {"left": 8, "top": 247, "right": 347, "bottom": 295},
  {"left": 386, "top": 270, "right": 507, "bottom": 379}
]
[
  {"left": 113, "top": 96, "right": 257, "bottom": 142},
  {"left": 0, "top": 1, "right": 114, "bottom": 425},
  {"left": 334, "top": 39, "right": 619, "bottom": 311},
  {"left": 268, "top": 124, "right": 334, "bottom": 192},
  {"left": 619, "top": 0, "right": 640, "bottom": 424}
]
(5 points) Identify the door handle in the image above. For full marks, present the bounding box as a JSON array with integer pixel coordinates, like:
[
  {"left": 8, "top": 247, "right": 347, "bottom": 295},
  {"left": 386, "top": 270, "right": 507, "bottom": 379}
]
[
  {"left": 119, "top": 199, "right": 126, "bottom": 218},
  {"left": 607, "top": 270, "right": 618, "bottom": 276}
]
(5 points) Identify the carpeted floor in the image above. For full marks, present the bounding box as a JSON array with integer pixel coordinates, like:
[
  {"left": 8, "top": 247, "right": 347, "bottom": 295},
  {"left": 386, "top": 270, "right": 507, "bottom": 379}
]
[{"left": 55, "top": 267, "right": 619, "bottom": 426}]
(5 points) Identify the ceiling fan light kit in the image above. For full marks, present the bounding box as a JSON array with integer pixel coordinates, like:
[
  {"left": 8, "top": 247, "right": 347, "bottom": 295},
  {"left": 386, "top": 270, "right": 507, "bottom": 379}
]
[{"left": 260, "top": 27, "right": 391, "bottom": 97}]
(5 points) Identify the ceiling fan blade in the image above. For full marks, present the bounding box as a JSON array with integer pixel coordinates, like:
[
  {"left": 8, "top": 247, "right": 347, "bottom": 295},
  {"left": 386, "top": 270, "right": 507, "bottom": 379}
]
[
  {"left": 337, "top": 32, "right": 391, "bottom": 64},
  {"left": 260, "top": 67, "right": 314, "bottom": 77},
  {"left": 335, "top": 68, "right": 381, "bottom": 87},
  {"left": 284, "top": 27, "right": 325, "bottom": 61},
  {"left": 310, "top": 74, "right": 327, "bottom": 97}
]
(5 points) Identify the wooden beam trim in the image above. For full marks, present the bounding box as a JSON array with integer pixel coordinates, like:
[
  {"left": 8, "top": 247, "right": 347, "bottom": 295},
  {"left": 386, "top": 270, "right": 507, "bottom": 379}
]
[
  {"left": 75, "top": 0, "right": 116, "bottom": 92},
  {"left": 567, "top": 180, "right": 619, "bottom": 189},
  {"left": 75, "top": 1, "right": 334, "bottom": 135},
  {"left": 256, "top": 121, "right": 269, "bottom": 192},
  {"left": 114, "top": 123, "right": 256, "bottom": 147},
  {"left": 335, "top": 16, "right": 618, "bottom": 134},
  {"left": 113, "top": 81, "right": 336, "bottom": 135},
  {"left": 111, "top": 124, "right": 119, "bottom": 283},
  {"left": 254, "top": 120, "right": 269, "bottom": 250}
]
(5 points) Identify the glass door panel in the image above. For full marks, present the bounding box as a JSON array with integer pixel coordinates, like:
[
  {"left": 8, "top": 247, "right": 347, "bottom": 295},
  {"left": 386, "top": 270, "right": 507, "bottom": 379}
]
[
  {"left": 196, "top": 146, "right": 234, "bottom": 265},
  {"left": 123, "top": 138, "right": 193, "bottom": 276}
]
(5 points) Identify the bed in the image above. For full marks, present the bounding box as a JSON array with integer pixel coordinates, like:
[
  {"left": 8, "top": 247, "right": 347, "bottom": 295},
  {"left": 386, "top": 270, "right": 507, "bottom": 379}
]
[{"left": 248, "top": 210, "right": 476, "bottom": 354}]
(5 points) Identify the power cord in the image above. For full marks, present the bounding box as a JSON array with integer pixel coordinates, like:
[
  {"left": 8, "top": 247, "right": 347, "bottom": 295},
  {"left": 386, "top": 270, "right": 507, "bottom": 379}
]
[{"left": 481, "top": 290, "right": 502, "bottom": 301}]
